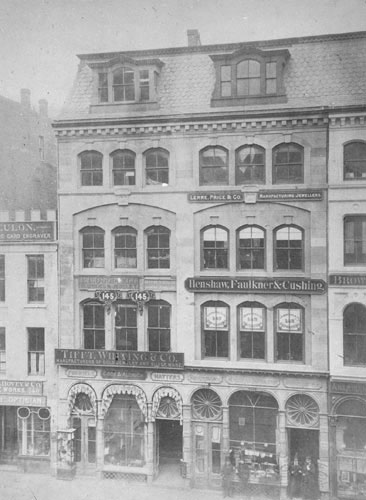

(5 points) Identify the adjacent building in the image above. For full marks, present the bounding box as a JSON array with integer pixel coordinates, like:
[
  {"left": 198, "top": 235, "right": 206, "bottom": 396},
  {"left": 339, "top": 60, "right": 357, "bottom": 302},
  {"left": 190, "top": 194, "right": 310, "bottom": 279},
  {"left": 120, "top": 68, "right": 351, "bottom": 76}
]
[
  {"left": 51, "top": 29, "right": 366, "bottom": 500},
  {"left": 0, "top": 91, "right": 58, "bottom": 472}
]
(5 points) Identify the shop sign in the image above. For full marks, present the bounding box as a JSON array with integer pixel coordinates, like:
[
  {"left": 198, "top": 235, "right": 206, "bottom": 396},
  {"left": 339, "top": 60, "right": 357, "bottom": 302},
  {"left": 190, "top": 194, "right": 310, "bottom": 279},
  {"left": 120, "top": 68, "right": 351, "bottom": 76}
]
[
  {"left": 188, "top": 191, "right": 243, "bottom": 203},
  {"left": 127, "top": 290, "right": 155, "bottom": 315},
  {"left": 151, "top": 372, "right": 184, "bottom": 382},
  {"left": 0, "top": 395, "right": 46, "bottom": 406},
  {"left": 0, "top": 380, "right": 43, "bottom": 395},
  {"left": 329, "top": 274, "right": 366, "bottom": 286},
  {"left": 188, "top": 373, "right": 223, "bottom": 384},
  {"left": 79, "top": 275, "right": 139, "bottom": 290},
  {"left": 66, "top": 369, "right": 97, "bottom": 378},
  {"left": 55, "top": 349, "right": 184, "bottom": 370},
  {"left": 331, "top": 381, "right": 366, "bottom": 395},
  {"left": 101, "top": 368, "right": 146, "bottom": 380},
  {"left": 185, "top": 277, "right": 326, "bottom": 294},
  {"left": 257, "top": 189, "right": 323, "bottom": 201},
  {"left": 0, "top": 221, "right": 55, "bottom": 243}
]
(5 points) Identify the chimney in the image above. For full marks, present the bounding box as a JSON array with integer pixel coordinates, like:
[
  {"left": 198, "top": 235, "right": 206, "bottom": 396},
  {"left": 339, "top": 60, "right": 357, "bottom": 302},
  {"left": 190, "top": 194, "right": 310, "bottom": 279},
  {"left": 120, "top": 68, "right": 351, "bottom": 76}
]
[
  {"left": 20, "top": 88, "right": 31, "bottom": 109},
  {"left": 39, "top": 99, "right": 48, "bottom": 118},
  {"left": 187, "top": 29, "right": 201, "bottom": 47}
]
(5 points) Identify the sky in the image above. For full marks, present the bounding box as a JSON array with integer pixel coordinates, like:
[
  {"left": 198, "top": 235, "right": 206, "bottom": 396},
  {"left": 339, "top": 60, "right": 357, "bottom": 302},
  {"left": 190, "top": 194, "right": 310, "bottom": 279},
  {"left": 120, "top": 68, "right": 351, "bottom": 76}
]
[{"left": 0, "top": 0, "right": 366, "bottom": 116}]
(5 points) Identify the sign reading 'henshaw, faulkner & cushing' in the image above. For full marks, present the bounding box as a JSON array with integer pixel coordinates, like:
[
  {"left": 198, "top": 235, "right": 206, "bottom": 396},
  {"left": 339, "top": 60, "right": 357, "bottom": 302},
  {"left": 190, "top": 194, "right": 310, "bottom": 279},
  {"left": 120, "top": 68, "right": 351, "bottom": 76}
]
[
  {"left": 185, "top": 277, "right": 326, "bottom": 294},
  {"left": 55, "top": 349, "right": 184, "bottom": 370}
]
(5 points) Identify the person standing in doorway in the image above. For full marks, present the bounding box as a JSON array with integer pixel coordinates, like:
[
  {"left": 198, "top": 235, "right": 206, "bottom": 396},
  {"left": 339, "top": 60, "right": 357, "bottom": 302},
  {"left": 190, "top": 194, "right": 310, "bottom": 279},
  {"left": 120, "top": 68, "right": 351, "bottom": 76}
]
[
  {"left": 301, "top": 456, "right": 319, "bottom": 500},
  {"left": 221, "top": 456, "right": 234, "bottom": 498}
]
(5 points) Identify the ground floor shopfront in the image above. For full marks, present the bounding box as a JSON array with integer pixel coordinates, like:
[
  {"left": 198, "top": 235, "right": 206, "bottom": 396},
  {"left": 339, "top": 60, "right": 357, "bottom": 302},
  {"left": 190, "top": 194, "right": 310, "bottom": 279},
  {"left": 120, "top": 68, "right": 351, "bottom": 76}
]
[
  {"left": 330, "top": 380, "right": 366, "bottom": 500},
  {"left": 56, "top": 364, "right": 329, "bottom": 499}
]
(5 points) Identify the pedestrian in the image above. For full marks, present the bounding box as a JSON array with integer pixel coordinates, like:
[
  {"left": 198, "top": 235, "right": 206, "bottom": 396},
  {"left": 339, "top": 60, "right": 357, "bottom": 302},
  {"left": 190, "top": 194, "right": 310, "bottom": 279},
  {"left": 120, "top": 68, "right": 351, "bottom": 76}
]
[
  {"left": 301, "top": 456, "right": 319, "bottom": 500},
  {"left": 288, "top": 454, "right": 302, "bottom": 499},
  {"left": 221, "top": 456, "right": 234, "bottom": 498}
]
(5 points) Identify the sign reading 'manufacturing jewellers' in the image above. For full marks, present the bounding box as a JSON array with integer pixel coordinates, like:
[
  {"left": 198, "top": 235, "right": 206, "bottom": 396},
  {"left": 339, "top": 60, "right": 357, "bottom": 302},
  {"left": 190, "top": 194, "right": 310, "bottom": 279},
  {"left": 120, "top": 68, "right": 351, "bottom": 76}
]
[
  {"left": 329, "top": 274, "right": 366, "bottom": 286},
  {"left": 55, "top": 349, "right": 184, "bottom": 370},
  {"left": 79, "top": 275, "right": 139, "bottom": 290},
  {"left": 185, "top": 277, "right": 326, "bottom": 294},
  {"left": 331, "top": 381, "right": 366, "bottom": 395},
  {"left": 187, "top": 189, "right": 323, "bottom": 203},
  {"left": 0, "top": 380, "right": 43, "bottom": 395},
  {"left": 0, "top": 221, "right": 55, "bottom": 243}
]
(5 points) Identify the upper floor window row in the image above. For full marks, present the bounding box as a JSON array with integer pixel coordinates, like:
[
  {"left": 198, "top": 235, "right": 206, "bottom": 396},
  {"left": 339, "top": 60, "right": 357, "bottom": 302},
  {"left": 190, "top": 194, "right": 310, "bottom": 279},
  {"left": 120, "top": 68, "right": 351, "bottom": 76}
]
[
  {"left": 79, "top": 143, "right": 303, "bottom": 188},
  {"left": 200, "top": 143, "right": 304, "bottom": 186},
  {"left": 344, "top": 141, "right": 366, "bottom": 180},
  {"left": 210, "top": 47, "right": 290, "bottom": 106},
  {"left": 79, "top": 148, "right": 169, "bottom": 187},
  {"left": 81, "top": 225, "right": 170, "bottom": 270},
  {"left": 202, "top": 224, "right": 303, "bottom": 271}
]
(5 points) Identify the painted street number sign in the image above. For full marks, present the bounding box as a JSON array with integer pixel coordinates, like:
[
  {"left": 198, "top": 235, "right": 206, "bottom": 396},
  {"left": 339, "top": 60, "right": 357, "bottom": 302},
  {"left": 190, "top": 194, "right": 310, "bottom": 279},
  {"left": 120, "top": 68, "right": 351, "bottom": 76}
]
[
  {"left": 127, "top": 290, "right": 155, "bottom": 315},
  {"left": 95, "top": 289, "right": 123, "bottom": 313}
]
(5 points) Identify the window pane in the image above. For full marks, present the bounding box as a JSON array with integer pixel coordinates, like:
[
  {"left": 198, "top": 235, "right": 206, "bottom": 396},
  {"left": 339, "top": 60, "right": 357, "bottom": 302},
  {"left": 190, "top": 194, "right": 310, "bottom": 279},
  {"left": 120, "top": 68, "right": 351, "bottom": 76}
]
[{"left": 221, "top": 65, "right": 231, "bottom": 81}]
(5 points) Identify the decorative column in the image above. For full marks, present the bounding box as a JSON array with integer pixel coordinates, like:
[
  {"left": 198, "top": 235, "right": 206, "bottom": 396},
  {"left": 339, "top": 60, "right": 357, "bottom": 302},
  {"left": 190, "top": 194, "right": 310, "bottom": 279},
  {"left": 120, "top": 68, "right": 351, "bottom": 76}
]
[
  {"left": 182, "top": 404, "right": 192, "bottom": 478},
  {"left": 222, "top": 406, "right": 230, "bottom": 455},
  {"left": 318, "top": 414, "right": 330, "bottom": 499},
  {"left": 96, "top": 402, "right": 104, "bottom": 474},
  {"left": 328, "top": 414, "right": 338, "bottom": 500},
  {"left": 277, "top": 410, "right": 288, "bottom": 500},
  {"left": 146, "top": 403, "right": 154, "bottom": 484}
]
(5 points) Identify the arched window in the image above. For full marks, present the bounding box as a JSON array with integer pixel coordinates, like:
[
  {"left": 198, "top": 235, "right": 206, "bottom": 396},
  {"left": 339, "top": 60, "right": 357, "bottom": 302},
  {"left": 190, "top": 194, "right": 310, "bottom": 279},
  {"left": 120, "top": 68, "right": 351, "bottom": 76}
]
[
  {"left": 145, "top": 226, "right": 170, "bottom": 269},
  {"left": 238, "top": 302, "right": 266, "bottom": 359},
  {"left": 274, "top": 225, "right": 303, "bottom": 270},
  {"left": 237, "top": 60, "right": 261, "bottom": 96},
  {"left": 104, "top": 395, "right": 145, "bottom": 467},
  {"left": 115, "top": 300, "right": 138, "bottom": 350},
  {"left": 235, "top": 145, "right": 265, "bottom": 184},
  {"left": 202, "top": 301, "right": 229, "bottom": 358},
  {"left": 112, "top": 67, "right": 135, "bottom": 101},
  {"left": 81, "top": 226, "right": 105, "bottom": 268},
  {"left": 113, "top": 226, "right": 137, "bottom": 268},
  {"left": 83, "top": 301, "right": 105, "bottom": 350},
  {"left": 344, "top": 215, "right": 366, "bottom": 265},
  {"left": 344, "top": 141, "right": 366, "bottom": 180},
  {"left": 145, "top": 149, "right": 169, "bottom": 185},
  {"left": 191, "top": 389, "right": 222, "bottom": 420},
  {"left": 202, "top": 226, "right": 228, "bottom": 269},
  {"left": 275, "top": 303, "right": 304, "bottom": 362},
  {"left": 335, "top": 399, "right": 366, "bottom": 451},
  {"left": 79, "top": 151, "right": 103, "bottom": 186},
  {"left": 147, "top": 300, "right": 170, "bottom": 352},
  {"left": 237, "top": 226, "right": 265, "bottom": 270},
  {"left": 272, "top": 143, "right": 304, "bottom": 184},
  {"left": 199, "top": 146, "right": 228, "bottom": 185},
  {"left": 111, "top": 150, "right": 135, "bottom": 186},
  {"left": 228, "top": 391, "right": 278, "bottom": 454},
  {"left": 344, "top": 303, "right": 366, "bottom": 365}
]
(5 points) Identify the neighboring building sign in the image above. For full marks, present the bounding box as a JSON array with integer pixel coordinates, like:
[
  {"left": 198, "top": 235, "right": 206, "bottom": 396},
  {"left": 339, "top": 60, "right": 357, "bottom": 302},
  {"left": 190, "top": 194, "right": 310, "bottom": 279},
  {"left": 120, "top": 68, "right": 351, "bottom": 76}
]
[
  {"left": 257, "top": 189, "right": 323, "bottom": 201},
  {"left": 66, "top": 369, "right": 97, "bottom": 378},
  {"left": 151, "top": 372, "right": 184, "bottom": 382},
  {"left": 55, "top": 349, "right": 184, "bottom": 370},
  {"left": 0, "top": 221, "right": 55, "bottom": 243},
  {"left": 101, "top": 368, "right": 146, "bottom": 380},
  {"left": 329, "top": 274, "right": 366, "bottom": 286},
  {"left": 331, "top": 381, "right": 366, "bottom": 395},
  {"left": 187, "top": 189, "right": 323, "bottom": 203},
  {"left": 0, "top": 395, "right": 47, "bottom": 406},
  {"left": 0, "top": 380, "right": 43, "bottom": 395},
  {"left": 185, "top": 277, "right": 326, "bottom": 294},
  {"left": 188, "top": 191, "right": 243, "bottom": 203},
  {"left": 79, "top": 275, "right": 139, "bottom": 290}
]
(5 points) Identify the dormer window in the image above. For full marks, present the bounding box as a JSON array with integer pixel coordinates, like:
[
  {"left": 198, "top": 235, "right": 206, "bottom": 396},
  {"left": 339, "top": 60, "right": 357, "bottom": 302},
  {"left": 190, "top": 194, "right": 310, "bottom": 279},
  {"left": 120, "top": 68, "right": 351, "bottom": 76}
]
[
  {"left": 89, "top": 55, "right": 164, "bottom": 106},
  {"left": 210, "top": 46, "right": 289, "bottom": 106}
]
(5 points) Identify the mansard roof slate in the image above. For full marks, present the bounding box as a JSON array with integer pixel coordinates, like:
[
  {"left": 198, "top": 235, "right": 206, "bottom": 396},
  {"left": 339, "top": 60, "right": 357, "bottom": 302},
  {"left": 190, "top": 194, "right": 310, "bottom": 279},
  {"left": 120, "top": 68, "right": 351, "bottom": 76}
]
[{"left": 58, "top": 30, "right": 366, "bottom": 121}]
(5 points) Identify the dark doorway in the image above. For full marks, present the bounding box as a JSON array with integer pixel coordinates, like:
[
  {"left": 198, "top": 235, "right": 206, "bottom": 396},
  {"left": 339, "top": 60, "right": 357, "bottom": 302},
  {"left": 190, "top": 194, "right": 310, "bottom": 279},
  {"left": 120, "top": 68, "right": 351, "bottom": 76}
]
[
  {"left": 158, "top": 419, "right": 182, "bottom": 464},
  {"left": 289, "top": 428, "right": 319, "bottom": 464},
  {"left": 0, "top": 407, "right": 18, "bottom": 463}
]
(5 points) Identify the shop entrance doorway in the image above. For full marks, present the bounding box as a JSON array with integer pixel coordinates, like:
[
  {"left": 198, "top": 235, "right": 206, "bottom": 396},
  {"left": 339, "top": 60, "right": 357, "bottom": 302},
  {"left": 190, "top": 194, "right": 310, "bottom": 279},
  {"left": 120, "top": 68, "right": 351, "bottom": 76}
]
[
  {"left": 71, "top": 415, "right": 96, "bottom": 474},
  {"left": 288, "top": 428, "right": 319, "bottom": 497},
  {"left": 0, "top": 407, "right": 17, "bottom": 464},
  {"left": 154, "top": 419, "right": 183, "bottom": 485}
]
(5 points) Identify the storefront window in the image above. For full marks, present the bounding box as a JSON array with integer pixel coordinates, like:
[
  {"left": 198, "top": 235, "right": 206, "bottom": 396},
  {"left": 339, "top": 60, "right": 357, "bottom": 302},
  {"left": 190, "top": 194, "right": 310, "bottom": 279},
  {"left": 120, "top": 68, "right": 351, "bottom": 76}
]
[
  {"left": 104, "top": 395, "right": 145, "bottom": 467},
  {"left": 17, "top": 407, "right": 50, "bottom": 457},
  {"left": 336, "top": 399, "right": 366, "bottom": 498}
]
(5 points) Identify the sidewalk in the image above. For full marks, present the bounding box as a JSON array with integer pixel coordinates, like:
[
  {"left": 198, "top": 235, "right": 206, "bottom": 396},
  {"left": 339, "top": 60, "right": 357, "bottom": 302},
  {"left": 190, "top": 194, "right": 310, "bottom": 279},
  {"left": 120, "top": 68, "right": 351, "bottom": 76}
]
[{"left": 0, "top": 469, "right": 223, "bottom": 500}]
